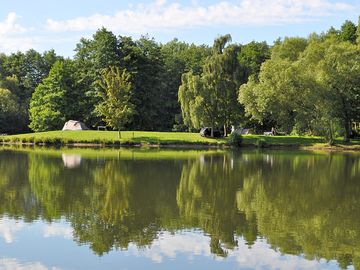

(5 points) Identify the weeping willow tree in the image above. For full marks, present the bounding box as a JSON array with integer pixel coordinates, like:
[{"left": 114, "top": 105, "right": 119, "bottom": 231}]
[
  {"left": 96, "top": 66, "right": 135, "bottom": 139},
  {"left": 178, "top": 35, "right": 243, "bottom": 137}
]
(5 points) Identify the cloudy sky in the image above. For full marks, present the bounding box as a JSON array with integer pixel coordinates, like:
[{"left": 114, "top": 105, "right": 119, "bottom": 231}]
[{"left": 0, "top": 0, "right": 359, "bottom": 57}]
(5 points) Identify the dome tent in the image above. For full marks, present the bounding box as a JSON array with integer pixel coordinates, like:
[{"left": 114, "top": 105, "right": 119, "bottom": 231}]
[{"left": 62, "top": 120, "right": 89, "bottom": 131}]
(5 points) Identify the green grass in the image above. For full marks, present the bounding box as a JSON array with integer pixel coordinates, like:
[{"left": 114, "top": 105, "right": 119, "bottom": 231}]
[
  {"left": 1, "top": 130, "right": 359, "bottom": 150},
  {"left": 0, "top": 130, "right": 226, "bottom": 146}
]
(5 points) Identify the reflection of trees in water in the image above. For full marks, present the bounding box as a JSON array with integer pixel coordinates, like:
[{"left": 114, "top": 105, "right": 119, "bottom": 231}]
[
  {"left": 27, "top": 153, "right": 183, "bottom": 255},
  {"left": 70, "top": 159, "right": 183, "bottom": 255},
  {"left": 1, "top": 149, "right": 360, "bottom": 267},
  {"left": 236, "top": 153, "right": 360, "bottom": 269},
  {"left": 176, "top": 153, "right": 257, "bottom": 256},
  {"left": 28, "top": 152, "right": 95, "bottom": 221},
  {"left": 0, "top": 151, "right": 40, "bottom": 221}
]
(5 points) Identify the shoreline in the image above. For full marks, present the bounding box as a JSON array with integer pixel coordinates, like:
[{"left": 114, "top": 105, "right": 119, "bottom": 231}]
[
  {"left": 2, "top": 140, "right": 360, "bottom": 152},
  {"left": 1, "top": 131, "right": 359, "bottom": 152}
]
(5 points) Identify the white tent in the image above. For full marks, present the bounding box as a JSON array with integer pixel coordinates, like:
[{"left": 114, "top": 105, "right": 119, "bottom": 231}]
[{"left": 62, "top": 120, "right": 89, "bottom": 131}]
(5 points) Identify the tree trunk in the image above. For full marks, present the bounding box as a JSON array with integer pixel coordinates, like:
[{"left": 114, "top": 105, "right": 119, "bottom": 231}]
[
  {"left": 328, "top": 121, "right": 334, "bottom": 145},
  {"left": 341, "top": 97, "right": 351, "bottom": 142},
  {"left": 211, "top": 126, "right": 214, "bottom": 138},
  {"left": 224, "top": 124, "right": 227, "bottom": 137},
  {"left": 118, "top": 129, "right": 122, "bottom": 139},
  {"left": 344, "top": 120, "right": 351, "bottom": 142}
]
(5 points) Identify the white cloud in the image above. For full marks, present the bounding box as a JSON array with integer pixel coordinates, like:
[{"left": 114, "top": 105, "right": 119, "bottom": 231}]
[
  {"left": 0, "top": 258, "right": 61, "bottom": 270},
  {"left": 0, "top": 13, "right": 34, "bottom": 53},
  {"left": 46, "top": 0, "right": 353, "bottom": 33},
  {"left": 128, "top": 231, "right": 341, "bottom": 269},
  {"left": 0, "top": 218, "right": 24, "bottom": 244},
  {"left": 43, "top": 223, "right": 73, "bottom": 239},
  {"left": 0, "top": 13, "right": 27, "bottom": 35}
]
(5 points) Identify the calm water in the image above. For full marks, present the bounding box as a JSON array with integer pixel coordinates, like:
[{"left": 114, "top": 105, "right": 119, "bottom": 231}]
[{"left": 0, "top": 147, "right": 360, "bottom": 270}]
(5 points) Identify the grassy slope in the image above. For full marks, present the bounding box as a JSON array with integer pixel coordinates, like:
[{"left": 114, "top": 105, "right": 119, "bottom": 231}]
[{"left": 1, "top": 130, "right": 360, "bottom": 149}]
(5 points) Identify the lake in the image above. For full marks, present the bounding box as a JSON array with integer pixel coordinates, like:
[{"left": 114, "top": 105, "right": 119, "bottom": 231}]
[{"left": 0, "top": 147, "right": 359, "bottom": 270}]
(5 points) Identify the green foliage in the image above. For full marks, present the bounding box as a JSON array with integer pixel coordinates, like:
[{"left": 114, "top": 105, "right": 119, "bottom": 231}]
[
  {"left": 0, "top": 49, "right": 60, "bottom": 132},
  {"left": 240, "top": 34, "right": 360, "bottom": 142},
  {"left": 160, "top": 39, "right": 211, "bottom": 129},
  {"left": 271, "top": 37, "right": 308, "bottom": 61},
  {"left": 0, "top": 88, "right": 20, "bottom": 133},
  {"left": 29, "top": 60, "right": 82, "bottom": 132},
  {"left": 237, "top": 41, "right": 270, "bottom": 78},
  {"left": 179, "top": 35, "right": 244, "bottom": 135},
  {"left": 339, "top": 20, "right": 357, "bottom": 43},
  {"left": 95, "top": 66, "right": 135, "bottom": 138}
]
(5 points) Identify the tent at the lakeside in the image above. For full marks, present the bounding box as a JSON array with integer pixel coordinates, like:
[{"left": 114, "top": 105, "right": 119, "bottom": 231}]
[{"left": 62, "top": 120, "right": 89, "bottom": 131}]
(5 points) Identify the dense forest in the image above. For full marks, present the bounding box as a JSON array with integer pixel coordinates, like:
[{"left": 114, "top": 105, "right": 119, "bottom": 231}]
[{"left": 1, "top": 18, "right": 360, "bottom": 141}]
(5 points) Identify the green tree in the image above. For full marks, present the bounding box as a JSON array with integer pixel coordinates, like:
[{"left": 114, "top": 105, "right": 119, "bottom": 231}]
[
  {"left": 29, "top": 60, "right": 81, "bottom": 131},
  {"left": 240, "top": 36, "right": 360, "bottom": 142},
  {"left": 178, "top": 35, "right": 243, "bottom": 136},
  {"left": 237, "top": 41, "right": 270, "bottom": 79},
  {"left": 74, "top": 28, "right": 120, "bottom": 126},
  {"left": 160, "top": 39, "right": 211, "bottom": 130},
  {"left": 0, "top": 88, "right": 20, "bottom": 133},
  {"left": 178, "top": 72, "right": 205, "bottom": 130},
  {"left": 95, "top": 66, "right": 135, "bottom": 138},
  {"left": 271, "top": 37, "right": 308, "bottom": 61},
  {"left": 339, "top": 20, "right": 357, "bottom": 43},
  {"left": 0, "top": 49, "right": 60, "bottom": 132}
]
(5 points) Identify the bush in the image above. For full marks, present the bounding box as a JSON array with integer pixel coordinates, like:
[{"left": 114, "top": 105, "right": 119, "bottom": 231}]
[{"left": 227, "top": 133, "right": 243, "bottom": 148}]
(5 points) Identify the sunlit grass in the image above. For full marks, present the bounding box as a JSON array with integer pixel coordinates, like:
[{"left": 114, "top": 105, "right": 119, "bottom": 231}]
[{"left": 1, "top": 130, "right": 359, "bottom": 149}]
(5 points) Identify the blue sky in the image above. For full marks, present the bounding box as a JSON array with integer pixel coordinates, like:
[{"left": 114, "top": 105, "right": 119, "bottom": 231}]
[{"left": 0, "top": 0, "right": 359, "bottom": 57}]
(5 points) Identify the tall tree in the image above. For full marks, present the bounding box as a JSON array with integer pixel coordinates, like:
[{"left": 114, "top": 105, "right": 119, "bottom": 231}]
[
  {"left": 339, "top": 20, "right": 357, "bottom": 43},
  {"left": 237, "top": 41, "right": 270, "bottom": 79},
  {"left": 178, "top": 72, "right": 204, "bottom": 130},
  {"left": 95, "top": 66, "right": 135, "bottom": 138},
  {"left": 29, "top": 60, "right": 81, "bottom": 131},
  {"left": 161, "top": 39, "right": 211, "bottom": 130},
  {"left": 178, "top": 35, "right": 243, "bottom": 136},
  {"left": 74, "top": 27, "right": 120, "bottom": 126}
]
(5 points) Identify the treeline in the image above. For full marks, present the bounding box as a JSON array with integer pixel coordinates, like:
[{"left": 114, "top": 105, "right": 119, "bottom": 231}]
[
  {"left": 1, "top": 19, "right": 360, "bottom": 141},
  {"left": 0, "top": 30, "right": 212, "bottom": 133}
]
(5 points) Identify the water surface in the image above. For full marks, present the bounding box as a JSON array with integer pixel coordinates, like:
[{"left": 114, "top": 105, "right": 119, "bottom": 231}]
[{"left": 0, "top": 147, "right": 359, "bottom": 269}]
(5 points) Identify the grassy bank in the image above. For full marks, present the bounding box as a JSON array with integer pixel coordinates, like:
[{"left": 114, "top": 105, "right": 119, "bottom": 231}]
[
  {"left": 1, "top": 130, "right": 359, "bottom": 150},
  {"left": 0, "top": 130, "right": 226, "bottom": 146}
]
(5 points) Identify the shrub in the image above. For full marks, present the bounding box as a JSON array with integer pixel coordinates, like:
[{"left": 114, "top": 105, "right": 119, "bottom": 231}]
[{"left": 227, "top": 133, "right": 243, "bottom": 148}]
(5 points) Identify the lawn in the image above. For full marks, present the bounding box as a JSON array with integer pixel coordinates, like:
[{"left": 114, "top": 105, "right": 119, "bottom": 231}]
[{"left": 0, "top": 130, "right": 227, "bottom": 146}]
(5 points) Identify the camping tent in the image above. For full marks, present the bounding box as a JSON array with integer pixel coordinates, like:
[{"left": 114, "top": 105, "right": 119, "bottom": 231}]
[{"left": 62, "top": 120, "right": 89, "bottom": 131}]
